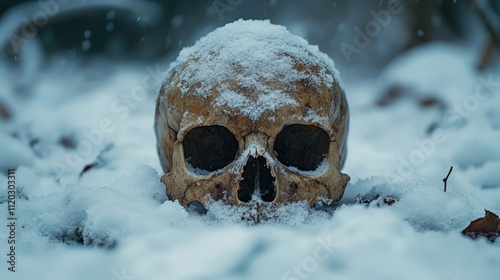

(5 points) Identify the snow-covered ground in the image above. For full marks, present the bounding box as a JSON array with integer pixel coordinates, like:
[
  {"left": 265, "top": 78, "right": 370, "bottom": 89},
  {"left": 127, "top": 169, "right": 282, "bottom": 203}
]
[{"left": 1, "top": 22, "right": 500, "bottom": 280}]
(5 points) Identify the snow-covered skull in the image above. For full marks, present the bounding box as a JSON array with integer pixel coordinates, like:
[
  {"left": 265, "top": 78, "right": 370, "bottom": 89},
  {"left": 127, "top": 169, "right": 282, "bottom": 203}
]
[{"left": 155, "top": 20, "right": 349, "bottom": 209}]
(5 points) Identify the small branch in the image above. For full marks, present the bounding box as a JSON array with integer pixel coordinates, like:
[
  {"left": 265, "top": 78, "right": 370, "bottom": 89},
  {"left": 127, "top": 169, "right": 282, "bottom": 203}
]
[{"left": 443, "top": 166, "right": 453, "bottom": 192}]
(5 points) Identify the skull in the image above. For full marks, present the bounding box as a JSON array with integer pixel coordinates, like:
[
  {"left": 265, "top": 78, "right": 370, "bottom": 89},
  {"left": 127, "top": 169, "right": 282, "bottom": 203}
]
[{"left": 155, "top": 20, "right": 349, "bottom": 210}]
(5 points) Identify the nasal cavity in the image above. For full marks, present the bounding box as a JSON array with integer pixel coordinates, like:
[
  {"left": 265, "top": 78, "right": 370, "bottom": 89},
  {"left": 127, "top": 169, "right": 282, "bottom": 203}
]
[{"left": 238, "top": 156, "right": 276, "bottom": 203}]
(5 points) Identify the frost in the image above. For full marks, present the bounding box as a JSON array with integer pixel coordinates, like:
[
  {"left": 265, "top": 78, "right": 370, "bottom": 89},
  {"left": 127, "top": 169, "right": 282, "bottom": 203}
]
[
  {"left": 165, "top": 19, "right": 342, "bottom": 120},
  {"left": 286, "top": 157, "right": 328, "bottom": 176},
  {"left": 186, "top": 160, "right": 211, "bottom": 176},
  {"left": 213, "top": 89, "right": 298, "bottom": 121},
  {"left": 302, "top": 108, "right": 327, "bottom": 123}
]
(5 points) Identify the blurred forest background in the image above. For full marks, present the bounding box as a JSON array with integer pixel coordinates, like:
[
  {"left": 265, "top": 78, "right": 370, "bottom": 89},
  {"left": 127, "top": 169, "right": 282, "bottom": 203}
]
[{"left": 1, "top": 0, "right": 499, "bottom": 77}]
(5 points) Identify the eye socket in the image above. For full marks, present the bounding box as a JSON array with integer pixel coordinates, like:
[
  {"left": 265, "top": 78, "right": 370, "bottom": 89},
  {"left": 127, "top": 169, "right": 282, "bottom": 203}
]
[
  {"left": 274, "top": 124, "right": 329, "bottom": 171},
  {"left": 183, "top": 125, "right": 239, "bottom": 173}
]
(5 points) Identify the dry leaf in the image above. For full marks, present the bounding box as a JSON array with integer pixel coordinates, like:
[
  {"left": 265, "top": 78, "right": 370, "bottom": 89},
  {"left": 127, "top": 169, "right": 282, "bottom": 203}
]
[{"left": 461, "top": 210, "right": 500, "bottom": 242}]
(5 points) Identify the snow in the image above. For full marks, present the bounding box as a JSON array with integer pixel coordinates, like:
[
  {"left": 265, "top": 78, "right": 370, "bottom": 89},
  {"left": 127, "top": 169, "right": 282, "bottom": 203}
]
[
  {"left": 287, "top": 157, "right": 328, "bottom": 176},
  {"left": 383, "top": 43, "right": 476, "bottom": 102},
  {"left": 466, "top": 160, "right": 500, "bottom": 189},
  {"left": 164, "top": 19, "right": 341, "bottom": 121},
  {"left": 302, "top": 108, "right": 328, "bottom": 124},
  {"left": 214, "top": 89, "right": 298, "bottom": 122},
  {"left": 1, "top": 22, "right": 500, "bottom": 280},
  {"left": 185, "top": 160, "right": 211, "bottom": 176}
]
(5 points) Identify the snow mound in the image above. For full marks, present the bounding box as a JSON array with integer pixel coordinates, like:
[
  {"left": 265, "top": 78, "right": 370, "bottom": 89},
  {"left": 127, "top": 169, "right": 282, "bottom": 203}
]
[
  {"left": 15, "top": 166, "right": 167, "bottom": 249},
  {"left": 0, "top": 134, "right": 34, "bottom": 170},
  {"left": 163, "top": 19, "right": 342, "bottom": 121}
]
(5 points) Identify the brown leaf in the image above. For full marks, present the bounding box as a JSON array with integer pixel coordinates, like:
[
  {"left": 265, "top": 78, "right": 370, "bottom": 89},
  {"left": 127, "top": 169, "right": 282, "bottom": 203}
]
[{"left": 461, "top": 210, "right": 500, "bottom": 242}]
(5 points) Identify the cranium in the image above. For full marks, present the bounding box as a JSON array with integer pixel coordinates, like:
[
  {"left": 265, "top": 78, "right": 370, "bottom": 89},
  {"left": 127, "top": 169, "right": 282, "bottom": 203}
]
[{"left": 155, "top": 20, "right": 349, "bottom": 211}]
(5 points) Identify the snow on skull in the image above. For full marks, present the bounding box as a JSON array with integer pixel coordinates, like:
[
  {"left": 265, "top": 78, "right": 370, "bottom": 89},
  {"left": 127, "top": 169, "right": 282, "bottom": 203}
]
[{"left": 155, "top": 19, "right": 349, "bottom": 210}]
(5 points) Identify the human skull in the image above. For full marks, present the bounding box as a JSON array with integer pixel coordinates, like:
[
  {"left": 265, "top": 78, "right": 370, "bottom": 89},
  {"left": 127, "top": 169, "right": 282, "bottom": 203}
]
[{"left": 155, "top": 20, "right": 349, "bottom": 210}]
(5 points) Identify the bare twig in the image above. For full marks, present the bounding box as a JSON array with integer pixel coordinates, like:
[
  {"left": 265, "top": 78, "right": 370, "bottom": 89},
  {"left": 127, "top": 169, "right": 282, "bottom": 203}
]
[{"left": 443, "top": 166, "right": 453, "bottom": 192}]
